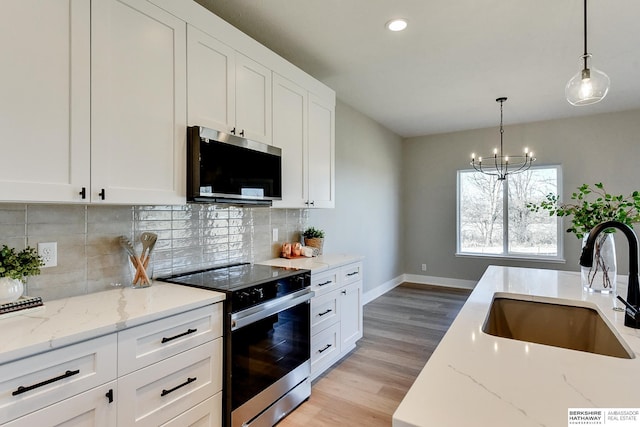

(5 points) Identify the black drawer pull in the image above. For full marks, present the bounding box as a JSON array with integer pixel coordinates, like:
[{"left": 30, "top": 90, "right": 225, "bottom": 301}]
[
  {"left": 318, "top": 280, "right": 333, "bottom": 287},
  {"left": 318, "top": 309, "right": 333, "bottom": 317},
  {"left": 161, "top": 328, "right": 197, "bottom": 343},
  {"left": 318, "top": 344, "right": 332, "bottom": 354},
  {"left": 12, "top": 369, "right": 80, "bottom": 396},
  {"left": 346, "top": 271, "right": 359, "bottom": 277},
  {"left": 105, "top": 388, "right": 114, "bottom": 403},
  {"left": 341, "top": 290, "right": 347, "bottom": 295},
  {"left": 161, "top": 377, "right": 196, "bottom": 397}
]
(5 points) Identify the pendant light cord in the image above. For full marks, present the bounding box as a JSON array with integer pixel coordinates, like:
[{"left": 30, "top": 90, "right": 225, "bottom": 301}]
[
  {"left": 583, "top": 0, "right": 588, "bottom": 70},
  {"left": 499, "top": 99, "right": 504, "bottom": 157}
]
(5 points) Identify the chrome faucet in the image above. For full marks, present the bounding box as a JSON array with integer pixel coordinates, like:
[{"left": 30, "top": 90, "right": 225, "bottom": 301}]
[{"left": 579, "top": 220, "right": 640, "bottom": 329}]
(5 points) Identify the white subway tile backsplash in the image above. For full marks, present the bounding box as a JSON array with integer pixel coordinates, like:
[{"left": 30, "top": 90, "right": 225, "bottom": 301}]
[{"left": 0, "top": 203, "right": 307, "bottom": 301}]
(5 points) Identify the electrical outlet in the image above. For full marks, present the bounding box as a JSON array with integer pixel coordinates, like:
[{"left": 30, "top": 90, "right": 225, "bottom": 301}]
[
  {"left": 421, "top": 263, "right": 427, "bottom": 271},
  {"left": 38, "top": 242, "right": 57, "bottom": 268},
  {"left": 272, "top": 228, "right": 279, "bottom": 242}
]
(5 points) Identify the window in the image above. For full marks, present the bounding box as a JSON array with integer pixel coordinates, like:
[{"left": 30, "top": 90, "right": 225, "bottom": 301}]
[{"left": 457, "top": 165, "right": 562, "bottom": 260}]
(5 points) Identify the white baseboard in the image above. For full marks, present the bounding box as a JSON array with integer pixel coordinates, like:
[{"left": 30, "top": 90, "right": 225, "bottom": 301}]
[
  {"left": 363, "top": 275, "right": 404, "bottom": 305},
  {"left": 402, "top": 274, "right": 477, "bottom": 290},
  {"left": 363, "top": 274, "right": 477, "bottom": 305}
]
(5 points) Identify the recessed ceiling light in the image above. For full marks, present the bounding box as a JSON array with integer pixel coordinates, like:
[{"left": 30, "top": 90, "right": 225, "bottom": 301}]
[{"left": 386, "top": 18, "right": 408, "bottom": 32}]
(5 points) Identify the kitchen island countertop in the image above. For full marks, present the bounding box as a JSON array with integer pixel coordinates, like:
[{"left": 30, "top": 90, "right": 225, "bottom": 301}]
[
  {"left": 0, "top": 283, "right": 224, "bottom": 364},
  {"left": 393, "top": 265, "right": 640, "bottom": 427}
]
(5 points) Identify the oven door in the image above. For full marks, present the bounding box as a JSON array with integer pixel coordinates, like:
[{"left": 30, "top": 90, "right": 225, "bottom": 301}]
[{"left": 230, "top": 288, "right": 312, "bottom": 421}]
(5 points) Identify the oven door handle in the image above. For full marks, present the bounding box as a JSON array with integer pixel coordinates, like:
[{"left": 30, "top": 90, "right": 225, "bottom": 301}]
[{"left": 231, "top": 289, "right": 314, "bottom": 331}]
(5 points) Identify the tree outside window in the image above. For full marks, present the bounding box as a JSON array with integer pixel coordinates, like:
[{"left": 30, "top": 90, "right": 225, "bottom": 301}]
[{"left": 457, "top": 166, "right": 561, "bottom": 258}]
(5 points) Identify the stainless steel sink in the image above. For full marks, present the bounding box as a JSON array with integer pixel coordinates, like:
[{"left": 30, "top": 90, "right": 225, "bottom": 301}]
[{"left": 483, "top": 295, "right": 634, "bottom": 359}]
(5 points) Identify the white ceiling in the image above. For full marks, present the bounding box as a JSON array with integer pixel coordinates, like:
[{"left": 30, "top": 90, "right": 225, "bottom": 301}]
[{"left": 194, "top": 0, "right": 640, "bottom": 138}]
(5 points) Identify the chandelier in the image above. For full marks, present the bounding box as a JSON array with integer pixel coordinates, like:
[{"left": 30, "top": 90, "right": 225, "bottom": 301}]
[
  {"left": 470, "top": 97, "right": 535, "bottom": 181},
  {"left": 565, "top": 0, "right": 610, "bottom": 106}
]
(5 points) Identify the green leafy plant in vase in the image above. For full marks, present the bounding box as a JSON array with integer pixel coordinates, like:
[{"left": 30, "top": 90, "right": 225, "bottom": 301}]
[
  {"left": 0, "top": 245, "right": 44, "bottom": 305},
  {"left": 303, "top": 227, "right": 325, "bottom": 256},
  {"left": 527, "top": 183, "right": 640, "bottom": 292}
]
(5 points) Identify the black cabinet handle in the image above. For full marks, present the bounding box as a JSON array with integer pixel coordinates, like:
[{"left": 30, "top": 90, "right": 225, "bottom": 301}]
[
  {"left": 161, "top": 377, "right": 196, "bottom": 397},
  {"left": 318, "top": 344, "right": 332, "bottom": 354},
  {"left": 98, "top": 189, "right": 105, "bottom": 200},
  {"left": 341, "top": 290, "right": 347, "bottom": 295},
  {"left": 161, "top": 328, "right": 197, "bottom": 344},
  {"left": 346, "top": 272, "right": 359, "bottom": 277},
  {"left": 309, "top": 201, "right": 315, "bottom": 206},
  {"left": 239, "top": 129, "right": 245, "bottom": 137},
  {"left": 230, "top": 127, "right": 236, "bottom": 135},
  {"left": 12, "top": 369, "right": 80, "bottom": 396},
  {"left": 105, "top": 388, "right": 114, "bottom": 403},
  {"left": 318, "top": 280, "right": 332, "bottom": 287},
  {"left": 318, "top": 309, "right": 333, "bottom": 317},
  {"left": 79, "top": 187, "right": 86, "bottom": 199}
]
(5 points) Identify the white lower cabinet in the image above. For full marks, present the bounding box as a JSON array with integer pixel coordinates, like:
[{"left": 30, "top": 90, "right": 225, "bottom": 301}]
[
  {"left": 0, "top": 335, "right": 117, "bottom": 424},
  {"left": 161, "top": 393, "right": 222, "bottom": 427},
  {"left": 1, "top": 303, "right": 223, "bottom": 427},
  {"left": 3, "top": 382, "right": 117, "bottom": 427},
  {"left": 310, "top": 261, "right": 363, "bottom": 380},
  {"left": 118, "top": 339, "right": 222, "bottom": 426}
]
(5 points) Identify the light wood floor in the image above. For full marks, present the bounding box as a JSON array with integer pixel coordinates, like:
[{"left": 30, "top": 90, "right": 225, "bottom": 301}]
[{"left": 278, "top": 283, "right": 471, "bottom": 427}]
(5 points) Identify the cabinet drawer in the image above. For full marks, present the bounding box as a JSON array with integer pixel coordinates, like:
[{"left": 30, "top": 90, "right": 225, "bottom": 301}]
[
  {"left": 118, "top": 304, "right": 222, "bottom": 375},
  {"left": 341, "top": 262, "right": 362, "bottom": 285},
  {"left": 310, "top": 322, "right": 340, "bottom": 375},
  {"left": 0, "top": 334, "right": 117, "bottom": 424},
  {"left": 161, "top": 392, "right": 222, "bottom": 427},
  {"left": 3, "top": 381, "right": 117, "bottom": 427},
  {"left": 311, "top": 290, "right": 339, "bottom": 335},
  {"left": 311, "top": 268, "right": 339, "bottom": 295},
  {"left": 117, "top": 338, "right": 222, "bottom": 427}
]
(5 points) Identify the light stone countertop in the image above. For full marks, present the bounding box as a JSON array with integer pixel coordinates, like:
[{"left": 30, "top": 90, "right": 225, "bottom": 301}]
[
  {"left": 393, "top": 265, "right": 640, "bottom": 427},
  {"left": 0, "top": 283, "right": 225, "bottom": 364},
  {"left": 258, "top": 253, "right": 364, "bottom": 272}
]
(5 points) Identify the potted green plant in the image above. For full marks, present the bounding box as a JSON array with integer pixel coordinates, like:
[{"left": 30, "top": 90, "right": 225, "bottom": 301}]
[
  {"left": 0, "top": 245, "right": 44, "bottom": 304},
  {"left": 303, "top": 227, "right": 325, "bottom": 255},
  {"left": 527, "top": 183, "right": 640, "bottom": 292}
]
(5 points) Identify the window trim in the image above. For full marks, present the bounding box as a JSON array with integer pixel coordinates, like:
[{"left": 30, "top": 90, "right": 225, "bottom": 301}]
[{"left": 456, "top": 164, "right": 564, "bottom": 262}]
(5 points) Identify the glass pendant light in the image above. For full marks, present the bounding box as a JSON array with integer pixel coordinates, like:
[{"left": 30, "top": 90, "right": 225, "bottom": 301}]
[{"left": 566, "top": 0, "right": 610, "bottom": 106}]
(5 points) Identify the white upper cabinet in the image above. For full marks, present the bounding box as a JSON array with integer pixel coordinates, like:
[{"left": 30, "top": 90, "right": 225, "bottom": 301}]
[
  {"left": 0, "top": 0, "right": 91, "bottom": 203},
  {"left": 272, "top": 75, "right": 308, "bottom": 208},
  {"left": 307, "top": 93, "right": 335, "bottom": 208},
  {"left": 187, "top": 25, "right": 235, "bottom": 133},
  {"left": 91, "top": 0, "right": 186, "bottom": 204},
  {"left": 187, "top": 26, "right": 272, "bottom": 145},
  {"left": 234, "top": 54, "right": 272, "bottom": 144},
  {"left": 272, "top": 76, "right": 335, "bottom": 208}
]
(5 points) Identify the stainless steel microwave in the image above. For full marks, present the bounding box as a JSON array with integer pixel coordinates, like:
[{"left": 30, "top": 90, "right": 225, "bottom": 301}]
[{"left": 187, "top": 126, "right": 282, "bottom": 205}]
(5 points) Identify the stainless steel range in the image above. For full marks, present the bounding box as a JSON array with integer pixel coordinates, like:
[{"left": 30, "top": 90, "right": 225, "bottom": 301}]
[{"left": 161, "top": 263, "right": 312, "bottom": 427}]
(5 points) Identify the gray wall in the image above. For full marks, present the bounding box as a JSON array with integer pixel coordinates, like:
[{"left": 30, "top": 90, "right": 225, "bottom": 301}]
[
  {"left": 310, "top": 100, "right": 404, "bottom": 294},
  {"left": 403, "top": 108, "right": 640, "bottom": 282}
]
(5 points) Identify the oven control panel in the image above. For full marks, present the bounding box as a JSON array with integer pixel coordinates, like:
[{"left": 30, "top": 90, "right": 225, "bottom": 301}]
[{"left": 231, "top": 271, "right": 310, "bottom": 312}]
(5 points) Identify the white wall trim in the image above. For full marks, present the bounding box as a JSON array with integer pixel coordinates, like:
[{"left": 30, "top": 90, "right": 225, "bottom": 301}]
[
  {"left": 364, "top": 274, "right": 477, "bottom": 305},
  {"left": 402, "top": 274, "right": 477, "bottom": 290},
  {"left": 363, "top": 274, "right": 404, "bottom": 305}
]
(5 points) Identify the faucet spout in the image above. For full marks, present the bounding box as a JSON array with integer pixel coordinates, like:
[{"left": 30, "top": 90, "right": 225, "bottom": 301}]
[{"left": 579, "top": 220, "right": 640, "bottom": 329}]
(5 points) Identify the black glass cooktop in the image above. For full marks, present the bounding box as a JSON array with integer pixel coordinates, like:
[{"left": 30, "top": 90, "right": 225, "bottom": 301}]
[{"left": 159, "top": 262, "right": 306, "bottom": 293}]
